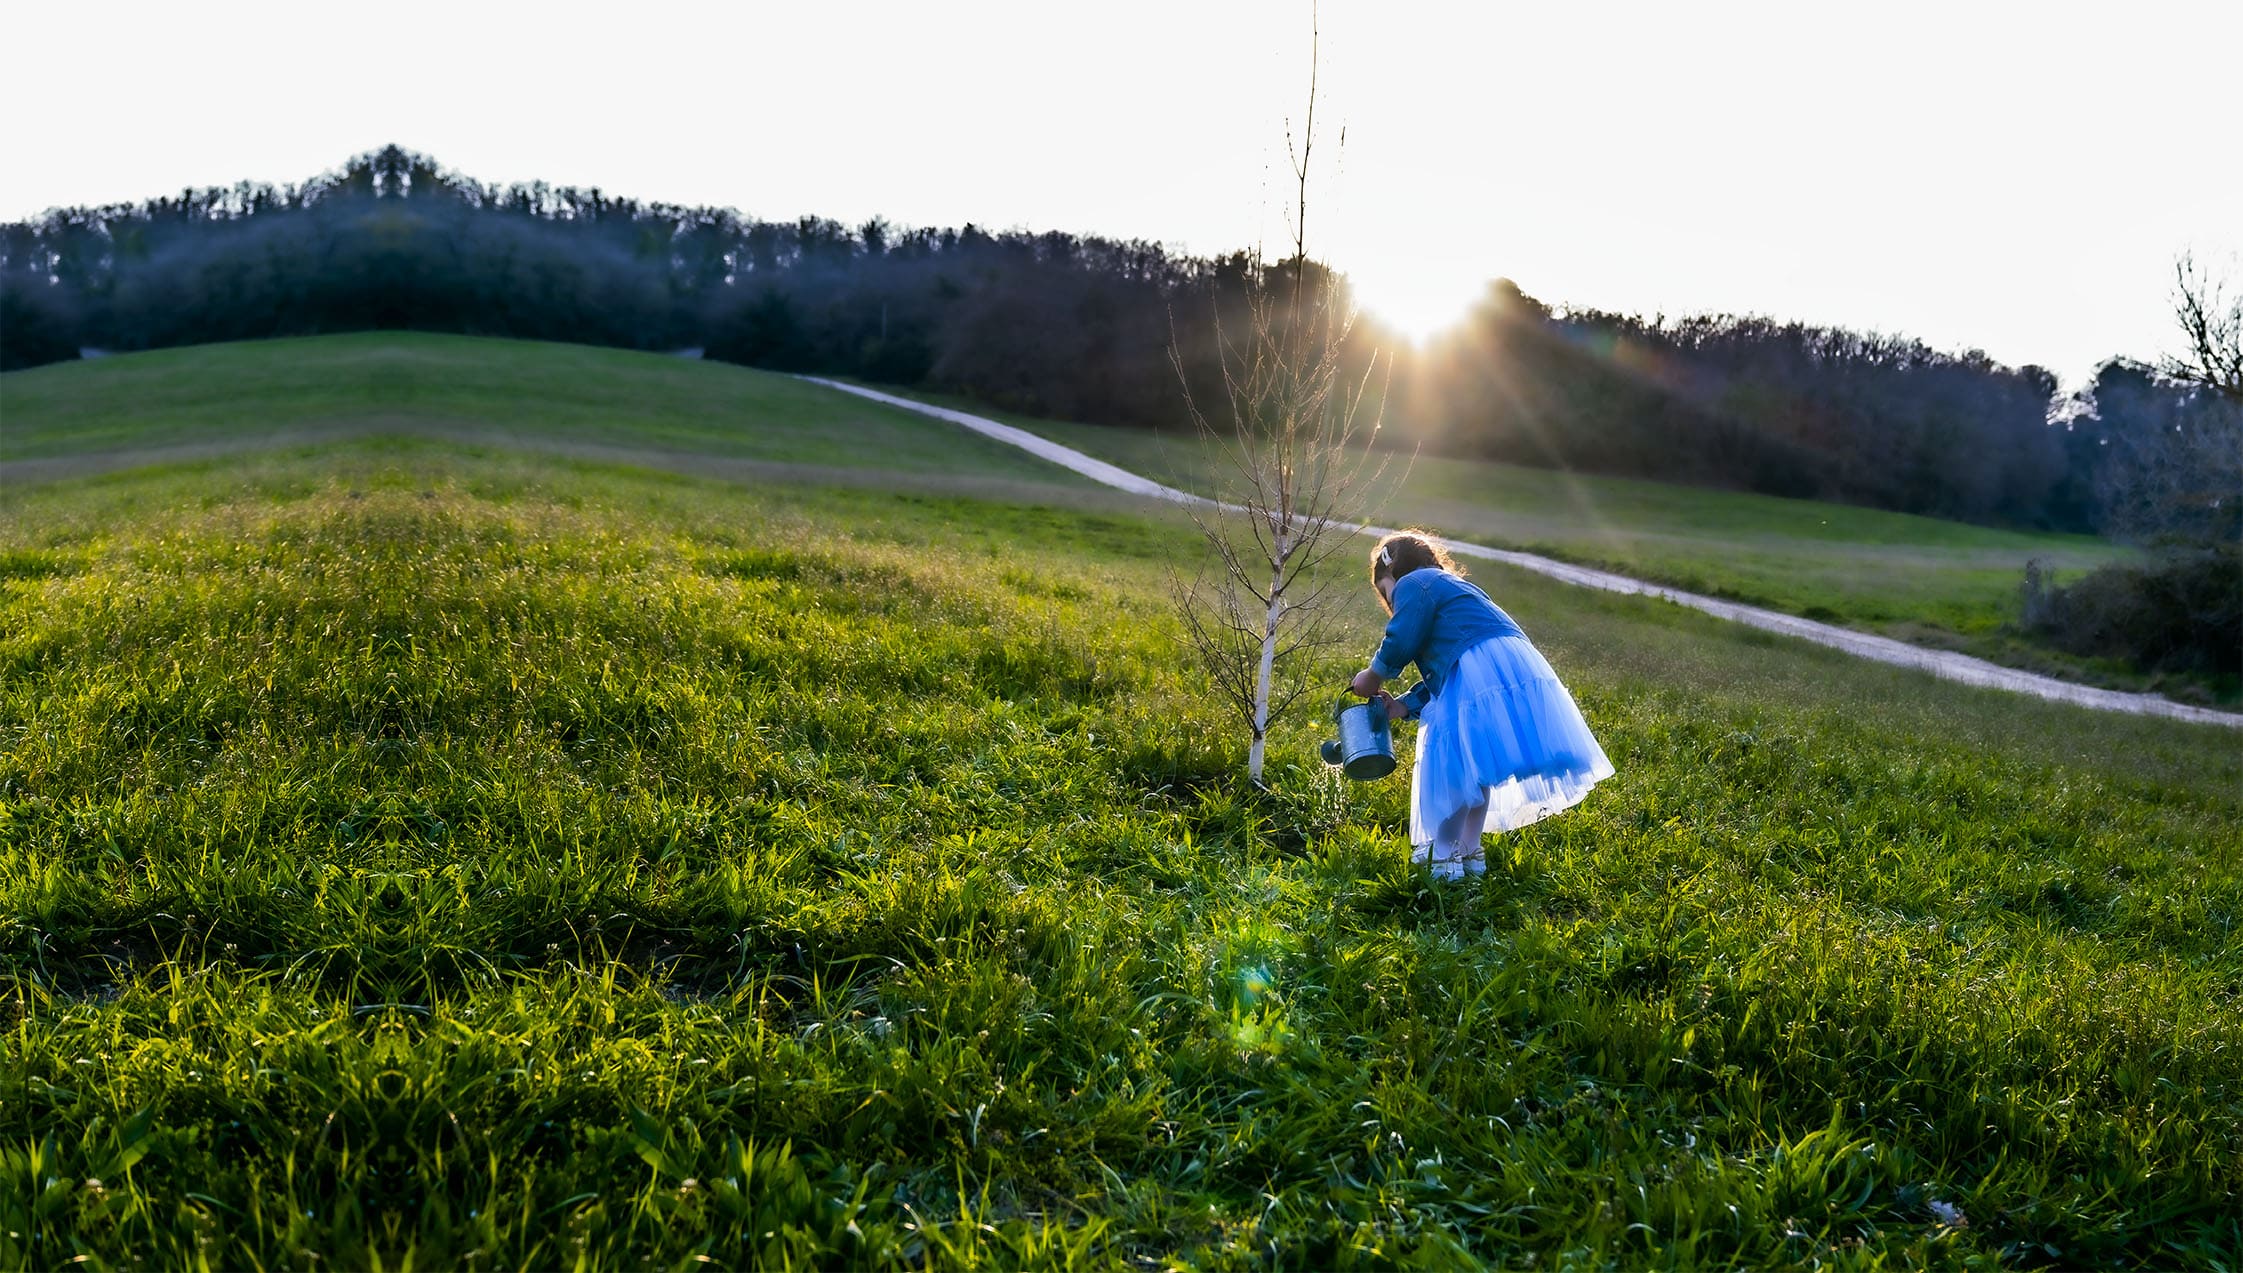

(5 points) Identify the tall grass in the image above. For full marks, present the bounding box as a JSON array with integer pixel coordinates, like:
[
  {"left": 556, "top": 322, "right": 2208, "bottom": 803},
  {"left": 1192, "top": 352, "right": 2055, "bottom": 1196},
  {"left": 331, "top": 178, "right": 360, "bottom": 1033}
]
[{"left": 3, "top": 442, "right": 2238, "bottom": 1268}]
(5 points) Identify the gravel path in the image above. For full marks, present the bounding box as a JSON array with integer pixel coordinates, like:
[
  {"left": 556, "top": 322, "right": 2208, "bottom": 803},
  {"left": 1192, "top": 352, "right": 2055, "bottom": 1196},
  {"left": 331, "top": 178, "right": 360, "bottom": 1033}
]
[{"left": 804, "top": 377, "right": 2243, "bottom": 730}]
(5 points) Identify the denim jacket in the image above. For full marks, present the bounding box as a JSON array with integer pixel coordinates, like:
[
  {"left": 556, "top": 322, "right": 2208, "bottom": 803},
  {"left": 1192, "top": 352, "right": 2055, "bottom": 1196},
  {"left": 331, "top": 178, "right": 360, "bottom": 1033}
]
[{"left": 1368, "top": 569, "right": 1523, "bottom": 717}]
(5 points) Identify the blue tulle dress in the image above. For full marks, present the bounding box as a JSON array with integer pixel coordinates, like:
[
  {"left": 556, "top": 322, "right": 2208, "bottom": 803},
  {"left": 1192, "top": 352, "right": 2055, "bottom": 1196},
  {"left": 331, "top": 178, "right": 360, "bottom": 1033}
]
[{"left": 1408, "top": 634, "right": 1615, "bottom": 843}]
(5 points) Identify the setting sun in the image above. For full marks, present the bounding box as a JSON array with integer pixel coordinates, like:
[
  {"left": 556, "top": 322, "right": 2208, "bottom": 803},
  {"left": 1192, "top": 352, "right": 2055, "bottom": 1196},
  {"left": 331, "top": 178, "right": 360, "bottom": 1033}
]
[{"left": 1346, "top": 257, "right": 1488, "bottom": 346}]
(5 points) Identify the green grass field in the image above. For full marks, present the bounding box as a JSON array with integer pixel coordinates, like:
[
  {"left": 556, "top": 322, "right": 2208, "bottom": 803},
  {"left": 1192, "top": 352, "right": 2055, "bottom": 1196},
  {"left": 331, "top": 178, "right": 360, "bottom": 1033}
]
[
  {"left": 874, "top": 387, "right": 2156, "bottom": 694},
  {"left": 0, "top": 333, "right": 1097, "bottom": 498},
  {"left": 4, "top": 338, "right": 2241, "bottom": 1268}
]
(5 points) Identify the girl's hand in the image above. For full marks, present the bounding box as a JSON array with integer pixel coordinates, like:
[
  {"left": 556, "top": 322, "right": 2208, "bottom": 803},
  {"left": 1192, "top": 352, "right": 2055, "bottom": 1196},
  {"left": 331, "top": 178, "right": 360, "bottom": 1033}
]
[
  {"left": 1383, "top": 694, "right": 1409, "bottom": 721},
  {"left": 1349, "top": 668, "right": 1383, "bottom": 698}
]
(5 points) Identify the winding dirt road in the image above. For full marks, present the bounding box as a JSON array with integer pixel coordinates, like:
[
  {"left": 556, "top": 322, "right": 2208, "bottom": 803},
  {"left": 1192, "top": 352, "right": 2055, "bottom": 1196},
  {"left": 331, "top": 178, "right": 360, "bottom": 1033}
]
[{"left": 802, "top": 378, "right": 2243, "bottom": 730}]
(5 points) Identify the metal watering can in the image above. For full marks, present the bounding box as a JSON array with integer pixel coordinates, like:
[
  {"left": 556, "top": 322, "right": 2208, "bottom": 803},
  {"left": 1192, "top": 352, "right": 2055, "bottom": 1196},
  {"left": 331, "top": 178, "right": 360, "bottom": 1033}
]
[{"left": 1319, "top": 693, "right": 1397, "bottom": 781}]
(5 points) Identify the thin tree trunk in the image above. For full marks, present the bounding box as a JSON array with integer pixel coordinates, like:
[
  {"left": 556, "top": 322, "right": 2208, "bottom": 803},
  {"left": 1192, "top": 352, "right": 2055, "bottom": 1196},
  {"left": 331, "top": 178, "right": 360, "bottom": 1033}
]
[{"left": 1248, "top": 544, "right": 1288, "bottom": 784}]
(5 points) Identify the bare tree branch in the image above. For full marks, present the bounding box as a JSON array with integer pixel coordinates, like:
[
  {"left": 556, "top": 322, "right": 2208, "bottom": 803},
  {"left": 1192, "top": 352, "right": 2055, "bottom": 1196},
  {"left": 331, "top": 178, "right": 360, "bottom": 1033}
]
[{"left": 2164, "top": 253, "right": 2243, "bottom": 404}]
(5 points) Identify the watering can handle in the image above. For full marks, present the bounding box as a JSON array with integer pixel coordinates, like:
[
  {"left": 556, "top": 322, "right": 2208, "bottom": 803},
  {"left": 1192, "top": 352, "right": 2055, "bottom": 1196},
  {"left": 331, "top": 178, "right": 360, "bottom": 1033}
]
[{"left": 1336, "top": 690, "right": 1395, "bottom": 728}]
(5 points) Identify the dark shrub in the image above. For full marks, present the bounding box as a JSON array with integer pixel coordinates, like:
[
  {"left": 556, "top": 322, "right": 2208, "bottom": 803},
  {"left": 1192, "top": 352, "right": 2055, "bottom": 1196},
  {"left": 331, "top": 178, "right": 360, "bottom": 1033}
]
[{"left": 2021, "top": 546, "right": 2243, "bottom": 684}]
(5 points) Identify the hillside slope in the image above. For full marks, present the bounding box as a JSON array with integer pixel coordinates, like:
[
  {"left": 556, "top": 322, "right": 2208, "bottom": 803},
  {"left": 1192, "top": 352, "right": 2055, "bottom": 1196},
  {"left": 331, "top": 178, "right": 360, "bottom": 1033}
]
[{"left": 4, "top": 384, "right": 2238, "bottom": 1265}]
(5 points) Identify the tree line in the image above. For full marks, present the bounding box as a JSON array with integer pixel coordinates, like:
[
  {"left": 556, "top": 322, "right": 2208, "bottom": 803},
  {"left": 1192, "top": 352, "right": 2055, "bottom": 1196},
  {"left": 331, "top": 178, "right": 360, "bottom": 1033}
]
[{"left": 2, "top": 145, "right": 2223, "bottom": 538}]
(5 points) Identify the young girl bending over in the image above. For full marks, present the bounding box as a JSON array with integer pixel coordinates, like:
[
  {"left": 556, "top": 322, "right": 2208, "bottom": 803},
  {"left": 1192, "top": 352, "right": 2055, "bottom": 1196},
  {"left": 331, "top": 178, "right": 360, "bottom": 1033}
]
[{"left": 1350, "top": 531, "right": 1614, "bottom": 879}]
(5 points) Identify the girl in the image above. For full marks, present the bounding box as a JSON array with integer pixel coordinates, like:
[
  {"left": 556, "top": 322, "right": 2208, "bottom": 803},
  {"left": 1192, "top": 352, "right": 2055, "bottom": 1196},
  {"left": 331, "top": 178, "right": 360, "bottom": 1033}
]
[{"left": 1350, "top": 531, "right": 1614, "bottom": 879}]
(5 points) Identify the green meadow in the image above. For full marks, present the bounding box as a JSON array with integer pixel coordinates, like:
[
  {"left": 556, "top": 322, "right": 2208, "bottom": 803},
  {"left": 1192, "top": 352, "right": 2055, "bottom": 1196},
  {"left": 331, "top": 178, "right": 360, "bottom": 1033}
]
[
  {"left": 3, "top": 337, "right": 2240, "bottom": 1268},
  {"left": 880, "top": 388, "right": 2148, "bottom": 694},
  {"left": 0, "top": 333, "right": 1097, "bottom": 500}
]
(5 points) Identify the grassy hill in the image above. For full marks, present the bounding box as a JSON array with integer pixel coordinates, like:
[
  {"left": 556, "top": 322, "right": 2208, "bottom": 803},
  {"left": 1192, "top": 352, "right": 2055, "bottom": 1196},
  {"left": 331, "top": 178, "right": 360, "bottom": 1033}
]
[
  {"left": 3, "top": 338, "right": 2239, "bottom": 1267},
  {"left": 10, "top": 335, "right": 2147, "bottom": 686},
  {"left": 0, "top": 333, "right": 1099, "bottom": 500}
]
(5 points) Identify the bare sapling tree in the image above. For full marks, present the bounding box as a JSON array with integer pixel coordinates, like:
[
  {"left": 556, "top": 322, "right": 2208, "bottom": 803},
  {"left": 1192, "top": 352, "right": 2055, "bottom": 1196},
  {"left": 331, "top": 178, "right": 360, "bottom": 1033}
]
[{"left": 1170, "top": 17, "right": 1393, "bottom": 785}]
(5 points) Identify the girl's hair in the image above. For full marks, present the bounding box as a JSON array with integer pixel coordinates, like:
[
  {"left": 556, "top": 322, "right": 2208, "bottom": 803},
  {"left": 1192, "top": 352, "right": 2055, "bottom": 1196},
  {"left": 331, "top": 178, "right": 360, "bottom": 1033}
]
[{"left": 1370, "top": 531, "right": 1461, "bottom": 613}]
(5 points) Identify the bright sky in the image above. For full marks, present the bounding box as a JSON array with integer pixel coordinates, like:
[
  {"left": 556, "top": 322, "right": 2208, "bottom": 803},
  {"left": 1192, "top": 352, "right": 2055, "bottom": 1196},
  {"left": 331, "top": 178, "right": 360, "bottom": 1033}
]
[{"left": 5, "top": 0, "right": 2236, "bottom": 389}]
